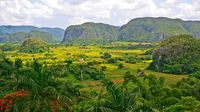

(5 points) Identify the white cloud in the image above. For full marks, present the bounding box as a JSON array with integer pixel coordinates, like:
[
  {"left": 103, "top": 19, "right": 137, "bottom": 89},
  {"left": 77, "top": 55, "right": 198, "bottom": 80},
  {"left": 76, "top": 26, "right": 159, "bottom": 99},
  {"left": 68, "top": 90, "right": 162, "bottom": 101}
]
[
  {"left": 166, "top": 0, "right": 177, "bottom": 4},
  {"left": 173, "top": 1, "right": 200, "bottom": 20},
  {"left": 0, "top": 0, "right": 199, "bottom": 28},
  {"left": 0, "top": 0, "right": 53, "bottom": 25}
]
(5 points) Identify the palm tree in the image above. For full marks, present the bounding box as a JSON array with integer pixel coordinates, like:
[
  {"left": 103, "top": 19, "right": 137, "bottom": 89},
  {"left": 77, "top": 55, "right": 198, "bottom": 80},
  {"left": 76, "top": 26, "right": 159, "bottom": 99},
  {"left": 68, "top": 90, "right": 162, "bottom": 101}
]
[
  {"left": 97, "top": 73, "right": 144, "bottom": 112},
  {"left": 0, "top": 58, "right": 14, "bottom": 76},
  {"left": 97, "top": 72, "right": 165, "bottom": 112},
  {"left": 7, "top": 59, "right": 81, "bottom": 112}
]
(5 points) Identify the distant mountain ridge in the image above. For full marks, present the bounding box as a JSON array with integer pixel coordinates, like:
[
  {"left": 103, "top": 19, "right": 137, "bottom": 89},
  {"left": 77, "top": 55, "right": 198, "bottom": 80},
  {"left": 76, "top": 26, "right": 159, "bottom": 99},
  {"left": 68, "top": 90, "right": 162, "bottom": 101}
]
[
  {"left": 0, "top": 30, "right": 55, "bottom": 43},
  {"left": 62, "top": 17, "right": 200, "bottom": 43},
  {"left": 0, "top": 25, "right": 64, "bottom": 42}
]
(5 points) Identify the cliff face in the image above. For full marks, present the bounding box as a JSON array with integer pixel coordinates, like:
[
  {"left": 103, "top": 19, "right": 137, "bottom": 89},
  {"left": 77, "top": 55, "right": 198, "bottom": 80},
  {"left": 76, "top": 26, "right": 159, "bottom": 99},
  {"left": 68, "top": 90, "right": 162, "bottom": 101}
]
[
  {"left": 62, "top": 17, "right": 200, "bottom": 44},
  {"left": 119, "top": 17, "right": 200, "bottom": 42},
  {"left": 62, "top": 22, "right": 119, "bottom": 44}
]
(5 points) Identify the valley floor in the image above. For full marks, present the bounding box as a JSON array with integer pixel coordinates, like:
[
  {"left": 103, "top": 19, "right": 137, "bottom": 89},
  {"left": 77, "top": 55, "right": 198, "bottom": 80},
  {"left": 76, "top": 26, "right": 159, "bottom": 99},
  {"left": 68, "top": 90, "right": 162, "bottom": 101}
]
[{"left": 4, "top": 42, "right": 186, "bottom": 91}]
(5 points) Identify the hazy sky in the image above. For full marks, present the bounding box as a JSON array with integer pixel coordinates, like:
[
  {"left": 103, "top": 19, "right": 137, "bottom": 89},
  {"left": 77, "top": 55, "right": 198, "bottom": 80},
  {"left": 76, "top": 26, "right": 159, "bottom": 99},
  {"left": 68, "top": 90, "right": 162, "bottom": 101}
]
[{"left": 0, "top": 0, "right": 199, "bottom": 28}]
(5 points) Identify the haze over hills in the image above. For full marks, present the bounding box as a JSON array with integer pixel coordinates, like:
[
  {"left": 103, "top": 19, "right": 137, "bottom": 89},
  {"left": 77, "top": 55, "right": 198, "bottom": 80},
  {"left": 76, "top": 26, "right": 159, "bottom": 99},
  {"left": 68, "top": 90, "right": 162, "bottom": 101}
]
[
  {"left": 0, "top": 25, "right": 65, "bottom": 43},
  {"left": 62, "top": 17, "right": 200, "bottom": 44}
]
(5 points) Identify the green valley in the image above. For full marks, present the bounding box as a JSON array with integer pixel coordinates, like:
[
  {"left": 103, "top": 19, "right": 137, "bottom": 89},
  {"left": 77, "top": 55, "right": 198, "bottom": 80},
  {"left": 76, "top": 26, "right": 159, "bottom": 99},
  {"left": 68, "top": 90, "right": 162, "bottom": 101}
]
[{"left": 1, "top": 18, "right": 200, "bottom": 112}]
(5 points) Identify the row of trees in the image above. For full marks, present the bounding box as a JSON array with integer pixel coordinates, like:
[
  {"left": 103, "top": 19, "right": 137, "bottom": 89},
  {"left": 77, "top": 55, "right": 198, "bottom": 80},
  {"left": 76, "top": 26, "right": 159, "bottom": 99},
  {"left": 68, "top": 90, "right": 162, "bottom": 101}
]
[{"left": 100, "top": 52, "right": 151, "bottom": 65}]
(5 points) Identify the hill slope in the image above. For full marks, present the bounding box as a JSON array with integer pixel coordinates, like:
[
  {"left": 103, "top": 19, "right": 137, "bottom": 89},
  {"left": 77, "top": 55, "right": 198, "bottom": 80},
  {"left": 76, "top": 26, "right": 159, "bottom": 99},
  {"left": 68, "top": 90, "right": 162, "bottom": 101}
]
[
  {"left": 62, "top": 17, "right": 200, "bottom": 44},
  {"left": 20, "top": 38, "right": 48, "bottom": 53},
  {"left": 0, "top": 31, "right": 54, "bottom": 43},
  {"left": 0, "top": 25, "right": 64, "bottom": 41},
  {"left": 1, "top": 17, "right": 200, "bottom": 44},
  {"left": 119, "top": 17, "right": 200, "bottom": 42},
  {"left": 62, "top": 22, "right": 119, "bottom": 44},
  {"left": 149, "top": 34, "right": 200, "bottom": 74}
]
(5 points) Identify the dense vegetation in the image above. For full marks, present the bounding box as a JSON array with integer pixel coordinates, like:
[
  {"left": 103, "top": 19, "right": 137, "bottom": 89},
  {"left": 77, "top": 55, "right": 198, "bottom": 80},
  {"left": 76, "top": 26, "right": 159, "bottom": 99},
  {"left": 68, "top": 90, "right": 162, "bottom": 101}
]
[
  {"left": 0, "top": 44, "right": 20, "bottom": 52},
  {"left": 150, "top": 34, "right": 200, "bottom": 74},
  {"left": 20, "top": 38, "right": 49, "bottom": 53},
  {"left": 1, "top": 55, "right": 200, "bottom": 112},
  {"left": 0, "top": 39, "right": 200, "bottom": 111}
]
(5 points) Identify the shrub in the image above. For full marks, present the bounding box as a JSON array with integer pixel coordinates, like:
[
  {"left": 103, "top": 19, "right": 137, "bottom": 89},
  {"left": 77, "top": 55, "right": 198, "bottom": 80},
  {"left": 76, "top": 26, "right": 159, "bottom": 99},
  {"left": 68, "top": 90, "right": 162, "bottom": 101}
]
[
  {"left": 101, "top": 52, "right": 112, "bottom": 59},
  {"left": 101, "top": 66, "right": 107, "bottom": 71},
  {"left": 65, "top": 59, "right": 73, "bottom": 65},
  {"left": 126, "top": 56, "right": 137, "bottom": 64},
  {"left": 107, "top": 58, "right": 118, "bottom": 63},
  {"left": 118, "top": 63, "right": 123, "bottom": 69}
]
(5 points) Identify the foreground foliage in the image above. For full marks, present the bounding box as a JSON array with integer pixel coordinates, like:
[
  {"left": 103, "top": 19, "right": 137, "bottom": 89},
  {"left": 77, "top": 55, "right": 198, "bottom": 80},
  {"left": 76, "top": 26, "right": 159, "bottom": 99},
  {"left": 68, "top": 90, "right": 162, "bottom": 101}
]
[
  {"left": 0, "top": 58, "right": 81, "bottom": 112},
  {"left": 1, "top": 57, "right": 200, "bottom": 112}
]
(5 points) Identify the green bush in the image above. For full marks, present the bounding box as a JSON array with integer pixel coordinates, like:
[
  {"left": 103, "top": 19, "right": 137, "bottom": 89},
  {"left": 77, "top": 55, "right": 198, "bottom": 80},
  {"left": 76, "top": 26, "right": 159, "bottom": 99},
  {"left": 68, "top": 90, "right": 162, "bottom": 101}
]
[
  {"left": 101, "top": 52, "right": 112, "bottom": 59},
  {"left": 118, "top": 63, "right": 123, "bottom": 69},
  {"left": 65, "top": 59, "right": 73, "bottom": 65},
  {"left": 107, "top": 58, "right": 118, "bottom": 63},
  {"left": 126, "top": 56, "right": 137, "bottom": 64}
]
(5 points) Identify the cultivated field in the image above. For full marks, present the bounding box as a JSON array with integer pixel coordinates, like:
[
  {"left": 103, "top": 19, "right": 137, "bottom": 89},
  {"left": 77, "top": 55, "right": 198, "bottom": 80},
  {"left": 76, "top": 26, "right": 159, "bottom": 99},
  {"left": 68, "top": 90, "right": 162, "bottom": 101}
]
[{"left": 3, "top": 42, "right": 186, "bottom": 91}]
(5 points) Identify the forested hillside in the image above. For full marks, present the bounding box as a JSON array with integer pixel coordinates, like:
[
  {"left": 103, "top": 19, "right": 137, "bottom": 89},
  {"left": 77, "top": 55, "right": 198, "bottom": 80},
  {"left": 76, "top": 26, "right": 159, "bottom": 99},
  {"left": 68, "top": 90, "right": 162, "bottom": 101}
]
[
  {"left": 62, "top": 17, "right": 200, "bottom": 44},
  {"left": 149, "top": 34, "right": 200, "bottom": 74},
  {"left": 0, "top": 31, "right": 54, "bottom": 43},
  {"left": 62, "top": 22, "right": 119, "bottom": 44}
]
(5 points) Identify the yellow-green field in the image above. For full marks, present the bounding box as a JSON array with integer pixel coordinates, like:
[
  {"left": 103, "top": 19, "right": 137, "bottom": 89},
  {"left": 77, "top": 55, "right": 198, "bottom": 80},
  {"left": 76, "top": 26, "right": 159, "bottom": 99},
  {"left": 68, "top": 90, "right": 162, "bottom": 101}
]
[{"left": 4, "top": 42, "right": 187, "bottom": 90}]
